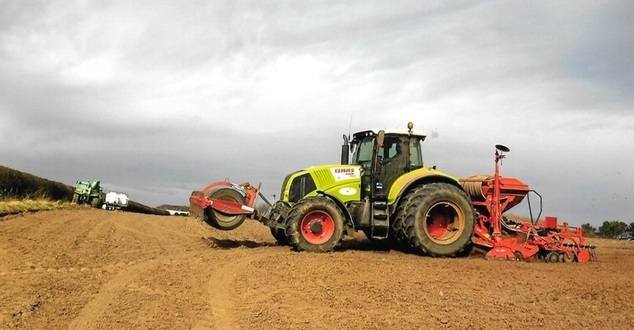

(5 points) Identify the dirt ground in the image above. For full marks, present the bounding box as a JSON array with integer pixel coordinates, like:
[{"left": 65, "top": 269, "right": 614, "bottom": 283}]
[{"left": 1, "top": 209, "right": 633, "bottom": 329}]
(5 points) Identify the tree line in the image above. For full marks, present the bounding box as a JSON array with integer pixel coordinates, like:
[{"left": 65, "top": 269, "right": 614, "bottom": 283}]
[{"left": 581, "top": 221, "right": 634, "bottom": 239}]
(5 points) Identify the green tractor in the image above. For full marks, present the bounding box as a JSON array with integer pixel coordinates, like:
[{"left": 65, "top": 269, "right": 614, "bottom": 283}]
[
  {"left": 191, "top": 122, "right": 475, "bottom": 256},
  {"left": 266, "top": 122, "right": 475, "bottom": 256},
  {"left": 72, "top": 180, "right": 104, "bottom": 208}
]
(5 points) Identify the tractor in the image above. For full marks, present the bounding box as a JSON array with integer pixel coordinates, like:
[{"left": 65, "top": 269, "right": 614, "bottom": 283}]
[
  {"left": 190, "top": 122, "right": 595, "bottom": 262},
  {"left": 72, "top": 180, "right": 104, "bottom": 208},
  {"left": 265, "top": 123, "right": 474, "bottom": 256}
]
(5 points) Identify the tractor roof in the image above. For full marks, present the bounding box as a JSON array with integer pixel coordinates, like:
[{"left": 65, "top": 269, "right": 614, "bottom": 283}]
[{"left": 353, "top": 129, "right": 427, "bottom": 140}]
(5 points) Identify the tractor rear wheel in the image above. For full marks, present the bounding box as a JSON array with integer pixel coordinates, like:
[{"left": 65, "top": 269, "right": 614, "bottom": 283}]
[
  {"left": 285, "top": 197, "right": 344, "bottom": 252},
  {"left": 401, "top": 183, "right": 475, "bottom": 257},
  {"left": 204, "top": 188, "right": 247, "bottom": 231},
  {"left": 392, "top": 186, "right": 426, "bottom": 252}
]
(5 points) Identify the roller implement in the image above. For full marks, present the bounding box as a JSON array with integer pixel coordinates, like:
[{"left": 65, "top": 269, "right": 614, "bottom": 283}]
[{"left": 189, "top": 123, "right": 595, "bottom": 263}]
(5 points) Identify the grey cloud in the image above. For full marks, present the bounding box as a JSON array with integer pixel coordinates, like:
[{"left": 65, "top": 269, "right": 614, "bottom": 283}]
[
  {"left": 1, "top": 0, "right": 632, "bottom": 224},
  {"left": 561, "top": 1, "right": 634, "bottom": 92}
]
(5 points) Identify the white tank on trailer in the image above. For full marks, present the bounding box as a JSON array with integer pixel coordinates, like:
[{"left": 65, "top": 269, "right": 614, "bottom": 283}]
[
  {"left": 117, "top": 193, "right": 129, "bottom": 207},
  {"left": 104, "top": 192, "right": 129, "bottom": 210},
  {"left": 105, "top": 192, "right": 118, "bottom": 205}
]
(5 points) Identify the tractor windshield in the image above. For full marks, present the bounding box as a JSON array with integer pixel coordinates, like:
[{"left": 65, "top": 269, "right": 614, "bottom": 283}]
[{"left": 353, "top": 136, "right": 374, "bottom": 170}]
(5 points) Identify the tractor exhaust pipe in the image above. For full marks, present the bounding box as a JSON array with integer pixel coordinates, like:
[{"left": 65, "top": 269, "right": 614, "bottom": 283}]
[{"left": 341, "top": 134, "right": 350, "bottom": 165}]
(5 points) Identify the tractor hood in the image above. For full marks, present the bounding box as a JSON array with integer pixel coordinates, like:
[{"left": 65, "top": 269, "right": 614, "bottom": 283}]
[{"left": 280, "top": 164, "right": 361, "bottom": 204}]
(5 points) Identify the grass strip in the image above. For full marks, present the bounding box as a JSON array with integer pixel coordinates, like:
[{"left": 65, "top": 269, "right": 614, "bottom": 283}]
[{"left": 0, "top": 199, "right": 76, "bottom": 217}]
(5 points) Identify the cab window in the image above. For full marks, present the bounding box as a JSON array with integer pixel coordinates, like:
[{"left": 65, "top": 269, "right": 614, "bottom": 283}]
[
  {"left": 353, "top": 136, "right": 374, "bottom": 170},
  {"left": 409, "top": 138, "right": 423, "bottom": 168},
  {"left": 380, "top": 136, "right": 401, "bottom": 162}
]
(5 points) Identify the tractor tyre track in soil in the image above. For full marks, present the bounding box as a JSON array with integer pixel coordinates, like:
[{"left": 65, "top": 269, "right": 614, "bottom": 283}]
[{"left": 193, "top": 249, "right": 269, "bottom": 330}]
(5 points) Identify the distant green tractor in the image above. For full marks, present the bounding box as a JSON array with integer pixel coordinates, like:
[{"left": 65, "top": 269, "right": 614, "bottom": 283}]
[{"left": 72, "top": 180, "right": 104, "bottom": 208}]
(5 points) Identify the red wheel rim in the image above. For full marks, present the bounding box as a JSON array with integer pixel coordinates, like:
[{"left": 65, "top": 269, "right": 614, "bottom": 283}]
[
  {"left": 300, "top": 210, "right": 335, "bottom": 245},
  {"left": 424, "top": 202, "right": 465, "bottom": 245}
]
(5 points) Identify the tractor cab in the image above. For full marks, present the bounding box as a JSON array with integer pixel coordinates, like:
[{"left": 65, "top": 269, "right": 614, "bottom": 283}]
[
  {"left": 340, "top": 123, "right": 427, "bottom": 239},
  {"left": 345, "top": 123, "right": 427, "bottom": 200}
]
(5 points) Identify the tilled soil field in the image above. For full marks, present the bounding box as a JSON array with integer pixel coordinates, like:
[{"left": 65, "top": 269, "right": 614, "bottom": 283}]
[{"left": 1, "top": 209, "right": 633, "bottom": 329}]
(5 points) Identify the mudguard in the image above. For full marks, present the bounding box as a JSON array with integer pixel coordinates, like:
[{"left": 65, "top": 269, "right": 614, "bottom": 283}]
[{"left": 387, "top": 168, "right": 462, "bottom": 205}]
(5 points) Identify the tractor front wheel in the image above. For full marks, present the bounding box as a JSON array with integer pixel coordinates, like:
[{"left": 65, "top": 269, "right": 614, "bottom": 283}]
[
  {"left": 285, "top": 197, "right": 344, "bottom": 252},
  {"left": 270, "top": 227, "right": 289, "bottom": 245},
  {"left": 401, "top": 183, "right": 475, "bottom": 257}
]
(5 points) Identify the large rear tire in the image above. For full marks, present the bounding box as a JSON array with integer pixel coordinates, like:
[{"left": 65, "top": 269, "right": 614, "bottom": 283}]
[
  {"left": 205, "top": 188, "right": 247, "bottom": 231},
  {"left": 392, "top": 186, "right": 425, "bottom": 252},
  {"left": 401, "top": 183, "right": 475, "bottom": 257},
  {"left": 285, "top": 197, "right": 344, "bottom": 252}
]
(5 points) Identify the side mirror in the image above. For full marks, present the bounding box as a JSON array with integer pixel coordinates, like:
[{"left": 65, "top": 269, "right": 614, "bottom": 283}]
[{"left": 376, "top": 130, "right": 385, "bottom": 147}]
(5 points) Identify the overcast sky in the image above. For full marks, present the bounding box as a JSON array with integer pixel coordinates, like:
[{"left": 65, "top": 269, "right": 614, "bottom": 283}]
[{"left": 1, "top": 0, "right": 632, "bottom": 225}]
